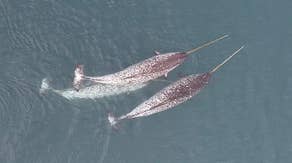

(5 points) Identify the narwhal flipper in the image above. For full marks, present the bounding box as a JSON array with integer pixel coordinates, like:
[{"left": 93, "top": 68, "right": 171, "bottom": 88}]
[{"left": 154, "top": 51, "right": 160, "bottom": 55}]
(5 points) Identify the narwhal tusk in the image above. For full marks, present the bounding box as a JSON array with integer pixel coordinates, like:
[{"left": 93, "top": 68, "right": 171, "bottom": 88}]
[
  {"left": 185, "top": 34, "right": 229, "bottom": 55},
  {"left": 210, "top": 45, "right": 245, "bottom": 74}
]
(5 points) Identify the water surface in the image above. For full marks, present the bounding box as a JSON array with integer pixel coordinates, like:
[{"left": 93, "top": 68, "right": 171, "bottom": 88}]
[{"left": 1, "top": 0, "right": 292, "bottom": 162}]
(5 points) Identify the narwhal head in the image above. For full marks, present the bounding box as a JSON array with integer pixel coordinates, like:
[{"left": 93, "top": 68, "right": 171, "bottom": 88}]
[
  {"left": 200, "top": 72, "right": 211, "bottom": 84},
  {"left": 164, "top": 52, "right": 188, "bottom": 67}
]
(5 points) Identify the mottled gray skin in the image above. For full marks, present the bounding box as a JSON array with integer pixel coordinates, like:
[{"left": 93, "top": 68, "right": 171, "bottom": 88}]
[
  {"left": 40, "top": 78, "right": 147, "bottom": 100},
  {"left": 117, "top": 72, "right": 211, "bottom": 121},
  {"left": 75, "top": 34, "right": 229, "bottom": 90},
  {"left": 109, "top": 45, "right": 244, "bottom": 126},
  {"left": 84, "top": 52, "right": 187, "bottom": 85}
]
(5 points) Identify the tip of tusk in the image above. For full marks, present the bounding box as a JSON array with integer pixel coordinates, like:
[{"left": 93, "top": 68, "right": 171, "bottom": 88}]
[
  {"left": 210, "top": 45, "right": 245, "bottom": 74},
  {"left": 223, "top": 34, "right": 229, "bottom": 38},
  {"left": 238, "top": 45, "right": 245, "bottom": 50}
]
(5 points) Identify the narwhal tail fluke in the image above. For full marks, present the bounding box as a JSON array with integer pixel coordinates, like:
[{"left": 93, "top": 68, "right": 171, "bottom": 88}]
[
  {"left": 108, "top": 113, "right": 120, "bottom": 127},
  {"left": 107, "top": 113, "right": 128, "bottom": 128},
  {"left": 73, "top": 64, "right": 108, "bottom": 89},
  {"left": 73, "top": 64, "right": 85, "bottom": 91},
  {"left": 210, "top": 46, "right": 245, "bottom": 74},
  {"left": 185, "top": 34, "right": 229, "bottom": 55},
  {"left": 40, "top": 78, "right": 51, "bottom": 94}
]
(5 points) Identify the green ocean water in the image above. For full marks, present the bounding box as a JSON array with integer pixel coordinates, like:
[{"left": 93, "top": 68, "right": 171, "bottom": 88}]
[{"left": 0, "top": 0, "right": 292, "bottom": 162}]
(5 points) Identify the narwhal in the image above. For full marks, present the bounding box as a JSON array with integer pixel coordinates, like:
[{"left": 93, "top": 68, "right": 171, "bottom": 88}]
[
  {"left": 39, "top": 78, "right": 147, "bottom": 100},
  {"left": 108, "top": 46, "right": 244, "bottom": 126},
  {"left": 73, "top": 35, "right": 228, "bottom": 91}
]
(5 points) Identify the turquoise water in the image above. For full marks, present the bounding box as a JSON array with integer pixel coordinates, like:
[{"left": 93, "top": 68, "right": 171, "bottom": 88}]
[{"left": 1, "top": 0, "right": 292, "bottom": 162}]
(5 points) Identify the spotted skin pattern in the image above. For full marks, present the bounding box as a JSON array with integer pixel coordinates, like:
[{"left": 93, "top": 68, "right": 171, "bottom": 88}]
[
  {"left": 84, "top": 52, "right": 187, "bottom": 85},
  {"left": 117, "top": 73, "right": 211, "bottom": 120}
]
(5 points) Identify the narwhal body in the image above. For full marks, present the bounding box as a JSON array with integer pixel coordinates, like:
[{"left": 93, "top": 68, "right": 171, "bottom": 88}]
[
  {"left": 73, "top": 35, "right": 228, "bottom": 90},
  {"left": 108, "top": 46, "right": 244, "bottom": 126},
  {"left": 40, "top": 78, "right": 147, "bottom": 100}
]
